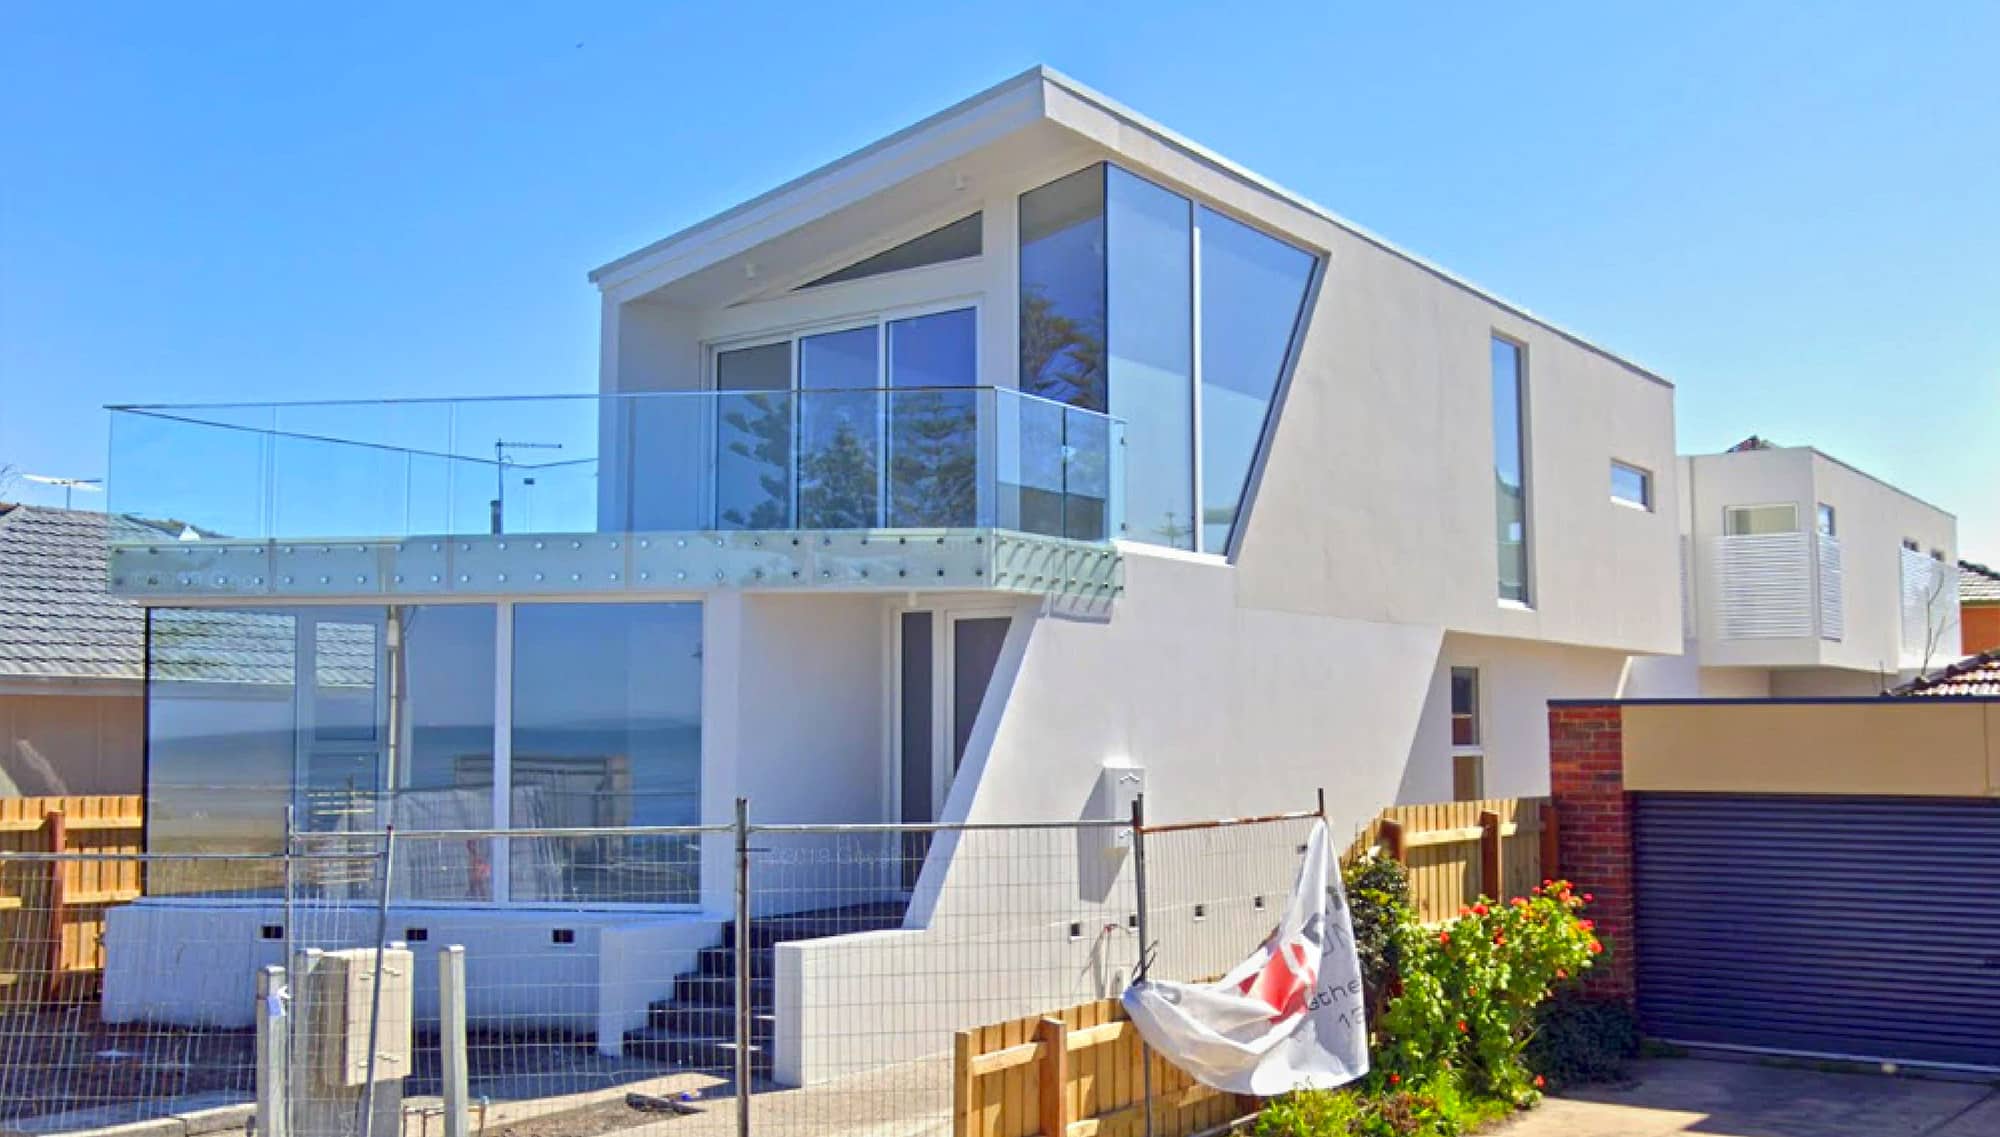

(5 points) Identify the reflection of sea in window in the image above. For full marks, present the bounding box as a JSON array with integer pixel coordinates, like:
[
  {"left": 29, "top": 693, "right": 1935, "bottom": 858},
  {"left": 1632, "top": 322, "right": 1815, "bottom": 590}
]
[{"left": 511, "top": 602, "right": 704, "bottom": 904}]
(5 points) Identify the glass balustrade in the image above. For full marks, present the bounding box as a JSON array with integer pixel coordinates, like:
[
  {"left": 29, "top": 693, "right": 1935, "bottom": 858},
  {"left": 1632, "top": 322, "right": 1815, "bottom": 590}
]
[{"left": 108, "top": 388, "right": 1125, "bottom": 548}]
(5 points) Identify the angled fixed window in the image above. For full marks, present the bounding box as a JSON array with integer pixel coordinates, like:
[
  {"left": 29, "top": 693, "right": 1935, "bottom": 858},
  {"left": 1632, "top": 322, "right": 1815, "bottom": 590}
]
[
  {"left": 800, "top": 214, "right": 982, "bottom": 289},
  {"left": 1016, "top": 163, "right": 1315, "bottom": 555}
]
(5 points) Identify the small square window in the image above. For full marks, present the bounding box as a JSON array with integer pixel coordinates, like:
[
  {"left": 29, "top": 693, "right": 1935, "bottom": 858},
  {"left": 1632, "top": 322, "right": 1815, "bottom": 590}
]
[
  {"left": 1610, "top": 461, "right": 1652, "bottom": 510},
  {"left": 1817, "top": 504, "right": 1837, "bottom": 537},
  {"left": 1903, "top": 538, "right": 1921, "bottom": 552}
]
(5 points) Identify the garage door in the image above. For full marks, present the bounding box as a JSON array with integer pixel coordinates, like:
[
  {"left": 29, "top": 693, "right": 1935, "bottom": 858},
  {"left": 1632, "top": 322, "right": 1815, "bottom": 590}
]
[{"left": 1633, "top": 793, "right": 2000, "bottom": 1070}]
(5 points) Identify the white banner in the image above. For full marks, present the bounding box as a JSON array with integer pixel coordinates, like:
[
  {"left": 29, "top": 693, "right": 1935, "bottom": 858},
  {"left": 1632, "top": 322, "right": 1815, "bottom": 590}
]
[{"left": 1120, "top": 820, "right": 1369, "bottom": 1095}]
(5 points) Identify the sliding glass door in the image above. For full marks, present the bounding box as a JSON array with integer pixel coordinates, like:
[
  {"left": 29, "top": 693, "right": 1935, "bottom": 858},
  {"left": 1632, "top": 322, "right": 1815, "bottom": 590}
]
[{"left": 710, "top": 306, "right": 978, "bottom": 531}]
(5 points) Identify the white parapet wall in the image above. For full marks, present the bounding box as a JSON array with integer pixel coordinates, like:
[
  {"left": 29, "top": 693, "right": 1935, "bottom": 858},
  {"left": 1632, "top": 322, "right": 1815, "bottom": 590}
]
[
  {"left": 771, "top": 819, "right": 1314, "bottom": 1086},
  {"left": 102, "top": 903, "right": 721, "bottom": 1056}
]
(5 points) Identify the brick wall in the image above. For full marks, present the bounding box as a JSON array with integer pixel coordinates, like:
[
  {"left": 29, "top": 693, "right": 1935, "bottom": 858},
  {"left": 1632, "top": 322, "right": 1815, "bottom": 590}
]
[{"left": 1548, "top": 702, "right": 1633, "bottom": 1002}]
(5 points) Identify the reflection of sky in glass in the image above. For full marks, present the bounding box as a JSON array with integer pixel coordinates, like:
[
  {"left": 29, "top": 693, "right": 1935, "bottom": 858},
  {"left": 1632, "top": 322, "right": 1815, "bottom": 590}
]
[
  {"left": 800, "top": 327, "right": 882, "bottom": 527},
  {"left": 1491, "top": 337, "right": 1528, "bottom": 602},
  {"left": 1197, "top": 206, "right": 1315, "bottom": 554},
  {"left": 1107, "top": 168, "right": 1194, "bottom": 548}
]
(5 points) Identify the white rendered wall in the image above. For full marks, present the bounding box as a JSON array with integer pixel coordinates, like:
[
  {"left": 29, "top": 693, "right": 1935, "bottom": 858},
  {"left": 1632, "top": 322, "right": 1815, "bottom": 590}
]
[
  {"left": 102, "top": 904, "right": 718, "bottom": 1054},
  {"left": 773, "top": 546, "right": 1444, "bottom": 1081},
  {"left": 1400, "top": 634, "right": 1633, "bottom": 802},
  {"left": 1684, "top": 447, "right": 1957, "bottom": 677}
]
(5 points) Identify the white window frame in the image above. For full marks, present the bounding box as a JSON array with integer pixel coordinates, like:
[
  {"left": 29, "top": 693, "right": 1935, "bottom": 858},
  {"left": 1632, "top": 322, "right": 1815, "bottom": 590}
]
[
  {"left": 1448, "top": 665, "right": 1484, "bottom": 801},
  {"left": 1609, "top": 460, "right": 1653, "bottom": 511},
  {"left": 705, "top": 298, "right": 984, "bottom": 531},
  {"left": 1724, "top": 503, "right": 1800, "bottom": 536},
  {"left": 1491, "top": 333, "right": 1533, "bottom": 608}
]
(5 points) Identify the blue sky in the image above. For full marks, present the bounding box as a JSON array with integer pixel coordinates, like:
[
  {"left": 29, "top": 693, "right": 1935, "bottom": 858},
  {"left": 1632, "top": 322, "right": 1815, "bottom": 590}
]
[{"left": 3, "top": 3, "right": 1996, "bottom": 554}]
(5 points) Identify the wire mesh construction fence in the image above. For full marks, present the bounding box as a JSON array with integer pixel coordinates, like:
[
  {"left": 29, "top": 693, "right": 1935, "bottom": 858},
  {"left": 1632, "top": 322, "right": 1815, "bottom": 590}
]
[{"left": 0, "top": 799, "right": 1324, "bottom": 1137}]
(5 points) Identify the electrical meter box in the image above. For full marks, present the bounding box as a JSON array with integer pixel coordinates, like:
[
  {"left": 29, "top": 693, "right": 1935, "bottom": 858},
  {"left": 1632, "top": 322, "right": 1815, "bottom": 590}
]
[{"left": 308, "top": 947, "right": 414, "bottom": 1088}]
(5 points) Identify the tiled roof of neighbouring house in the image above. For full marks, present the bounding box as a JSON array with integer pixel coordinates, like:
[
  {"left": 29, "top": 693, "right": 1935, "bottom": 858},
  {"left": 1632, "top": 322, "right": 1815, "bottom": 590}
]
[
  {"left": 1890, "top": 650, "right": 2000, "bottom": 698},
  {"left": 0, "top": 504, "right": 375, "bottom": 687},
  {"left": 0, "top": 505, "right": 150, "bottom": 680},
  {"left": 1961, "top": 560, "right": 2000, "bottom": 605}
]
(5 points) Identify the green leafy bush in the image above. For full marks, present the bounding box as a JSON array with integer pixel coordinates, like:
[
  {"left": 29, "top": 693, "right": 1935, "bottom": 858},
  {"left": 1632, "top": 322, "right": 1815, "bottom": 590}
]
[
  {"left": 1376, "top": 881, "right": 1602, "bottom": 1102},
  {"left": 1525, "top": 992, "right": 1639, "bottom": 1089},
  {"left": 1342, "top": 854, "right": 1412, "bottom": 1023}
]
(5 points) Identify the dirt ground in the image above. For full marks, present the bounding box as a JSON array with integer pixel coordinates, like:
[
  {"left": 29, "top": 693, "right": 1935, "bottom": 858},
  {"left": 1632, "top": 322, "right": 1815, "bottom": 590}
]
[{"left": 0, "top": 1003, "right": 255, "bottom": 1126}]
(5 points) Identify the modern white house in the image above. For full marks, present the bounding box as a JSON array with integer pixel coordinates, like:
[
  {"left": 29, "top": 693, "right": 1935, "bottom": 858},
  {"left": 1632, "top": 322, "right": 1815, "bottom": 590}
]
[
  {"left": 101, "top": 67, "right": 1691, "bottom": 1071},
  {"left": 1627, "top": 439, "right": 1960, "bottom": 698}
]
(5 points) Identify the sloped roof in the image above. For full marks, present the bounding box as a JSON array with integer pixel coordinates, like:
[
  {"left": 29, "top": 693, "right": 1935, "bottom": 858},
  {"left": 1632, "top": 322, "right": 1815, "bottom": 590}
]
[
  {"left": 0, "top": 505, "right": 147, "bottom": 681},
  {"left": 1960, "top": 560, "right": 2000, "bottom": 605},
  {"left": 1889, "top": 650, "right": 2000, "bottom": 698}
]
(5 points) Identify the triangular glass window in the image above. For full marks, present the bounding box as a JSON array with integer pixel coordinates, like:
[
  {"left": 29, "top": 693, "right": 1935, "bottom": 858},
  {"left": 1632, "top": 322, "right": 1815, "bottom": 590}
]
[{"left": 800, "top": 214, "right": 982, "bottom": 288}]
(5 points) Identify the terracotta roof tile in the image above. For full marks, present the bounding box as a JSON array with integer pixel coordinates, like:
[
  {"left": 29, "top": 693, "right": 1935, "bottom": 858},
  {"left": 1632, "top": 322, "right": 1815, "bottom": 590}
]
[
  {"left": 1890, "top": 649, "right": 2000, "bottom": 698},
  {"left": 1960, "top": 560, "right": 2000, "bottom": 604}
]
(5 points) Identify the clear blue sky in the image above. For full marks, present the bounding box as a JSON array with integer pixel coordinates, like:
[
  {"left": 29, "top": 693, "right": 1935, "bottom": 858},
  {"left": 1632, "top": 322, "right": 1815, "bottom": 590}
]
[{"left": 3, "top": 3, "right": 1996, "bottom": 554}]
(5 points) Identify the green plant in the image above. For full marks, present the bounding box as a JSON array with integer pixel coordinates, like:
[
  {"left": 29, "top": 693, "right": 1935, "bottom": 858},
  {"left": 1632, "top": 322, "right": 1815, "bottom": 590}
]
[
  {"left": 1342, "top": 854, "right": 1412, "bottom": 1023},
  {"left": 1375, "top": 881, "right": 1602, "bottom": 1102},
  {"left": 1254, "top": 1073, "right": 1511, "bottom": 1137},
  {"left": 1525, "top": 992, "right": 1639, "bottom": 1089}
]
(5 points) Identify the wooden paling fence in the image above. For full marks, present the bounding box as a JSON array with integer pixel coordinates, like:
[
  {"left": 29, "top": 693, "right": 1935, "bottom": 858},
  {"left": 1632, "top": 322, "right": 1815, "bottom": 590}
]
[
  {"left": 954, "top": 994, "right": 1252, "bottom": 1137},
  {"left": 1346, "top": 797, "right": 1555, "bottom": 924},
  {"left": 0, "top": 795, "right": 144, "bottom": 1003}
]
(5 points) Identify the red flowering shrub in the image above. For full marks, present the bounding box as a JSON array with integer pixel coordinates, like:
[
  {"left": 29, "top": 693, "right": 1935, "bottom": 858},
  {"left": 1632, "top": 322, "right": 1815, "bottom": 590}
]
[{"left": 1372, "top": 880, "right": 1601, "bottom": 1103}]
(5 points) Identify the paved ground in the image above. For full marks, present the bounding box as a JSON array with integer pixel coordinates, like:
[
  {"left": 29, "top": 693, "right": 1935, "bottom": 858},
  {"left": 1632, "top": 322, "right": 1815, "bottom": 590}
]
[{"left": 1498, "top": 1058, "right": 2000, "bottom": 1137}]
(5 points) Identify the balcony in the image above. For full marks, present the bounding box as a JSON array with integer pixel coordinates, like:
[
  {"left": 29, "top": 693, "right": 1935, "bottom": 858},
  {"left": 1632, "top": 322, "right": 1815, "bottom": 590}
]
[
  {"left": 1706, "top": 531, "right": 1842, "bottom": 640},
  {"left": 106, "top": 387, "right": 1124, "bottom": 601}
]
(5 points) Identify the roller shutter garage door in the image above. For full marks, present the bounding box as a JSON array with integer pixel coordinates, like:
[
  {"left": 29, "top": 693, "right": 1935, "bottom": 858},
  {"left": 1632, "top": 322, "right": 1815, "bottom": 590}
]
[{"left": 1633, "top": 794, "right": 2000, "bottom": 1071}]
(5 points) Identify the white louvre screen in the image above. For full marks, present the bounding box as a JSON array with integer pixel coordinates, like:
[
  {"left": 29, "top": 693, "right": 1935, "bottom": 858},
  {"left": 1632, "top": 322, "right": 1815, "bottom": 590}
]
[
  {"left": 1817, "top": 535, "right": 1844, "bottom": 642},
  {"left": 1712, "top": 532, "right": 1813, "bottom": 640}
]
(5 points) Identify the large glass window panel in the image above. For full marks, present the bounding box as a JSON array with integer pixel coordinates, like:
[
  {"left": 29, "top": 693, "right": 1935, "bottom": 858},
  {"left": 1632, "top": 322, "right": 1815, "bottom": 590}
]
[
  {"left": 1020, "top": 167, "right": 1107, "bottom": 411},
  {"left": 1107, "top": 169, "right": 1195, "bottom": 548},
  {"left": 802, "top": 214, "right": 982, "bottom": 288},
  {"left": 145, "top": 608, "right": 299, "bottom": 896},
  {"left": 798, "top": 327, "right": 882, "bottom": 528},
  {"left": 1724, "top": 504, "right": 1799, "bottom": 536},
  {"left": 1491, "top": 337, "right": 1530, "bottom": 603},
  {"left": 715, "top": 342, "right": 794, "bottom": 529},
  {"left": 889, "top": 308, "right": 979, "bottom": 526},
  {"left": 297, "top": 612, "right": 384, "bottom": 833},
  {"left": 389, "top": 605, "right": 499, "bottom": 901},
  {"left": 1197, "top": 207, "right": 1315, "bottom": 554},
  {"left": 511, "top": 603, "right": 703, "bottom": 904}
]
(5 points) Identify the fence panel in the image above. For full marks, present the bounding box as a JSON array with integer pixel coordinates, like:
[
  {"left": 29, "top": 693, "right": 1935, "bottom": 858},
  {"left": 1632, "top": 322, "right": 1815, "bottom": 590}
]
[
  {"left": 0, "top": 795, "right": 144, "bottom": 1003},
  {"left": 1346, "top": 797, "right": 1550, "bottom": 923}
]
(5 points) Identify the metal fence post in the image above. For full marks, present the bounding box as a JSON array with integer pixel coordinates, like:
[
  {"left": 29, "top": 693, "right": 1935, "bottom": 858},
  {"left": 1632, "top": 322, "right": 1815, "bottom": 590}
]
[
  {"left": 358, "top": 826, "right": 396, "bottom": 1137},
  {"left": 280, "top": 805, "right": 297, "bottom": 1136},
  {"left": 440, "top": 945, "right": 470, "bottom": 1137},
  {"left": 734, "top": 797, "right": 752, "bottom": 1137},
  {"left": 256, "top": 964, "right": 288, "bottom": 1137},
  {"left": 1131, "top": 793, "right": 1154, "bottom": 1137}
]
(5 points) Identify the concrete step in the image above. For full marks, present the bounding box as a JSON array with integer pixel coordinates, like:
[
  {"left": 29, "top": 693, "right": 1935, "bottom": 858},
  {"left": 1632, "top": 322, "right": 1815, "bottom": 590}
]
[
  {"left": 672, "top": 973, "right": 774, "bottom": 1011},
  {"left": 625, "top": 1029, "right": 771, "bottom": 1077},
  {"left": 648, "top": 1004, "right": 776, "bottom": 1042}
]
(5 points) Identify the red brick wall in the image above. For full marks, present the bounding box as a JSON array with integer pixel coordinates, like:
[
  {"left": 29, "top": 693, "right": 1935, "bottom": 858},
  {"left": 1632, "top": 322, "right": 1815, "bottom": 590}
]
[{"left": 1548, "top": 703, "right": 1634, "bottom": 1002}]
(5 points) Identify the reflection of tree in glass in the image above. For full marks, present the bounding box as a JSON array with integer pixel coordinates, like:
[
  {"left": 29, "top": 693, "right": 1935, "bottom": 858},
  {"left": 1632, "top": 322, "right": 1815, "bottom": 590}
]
[
  {"left": 719, "top": 394, "right": 791, "bottom": 528},
  {"left": 1019, "top": 288, "right": 1105, "bottom": 410},
  {"left": 800, "top": 418, "right": 880, "bottom": 529},
  {"left": 892, "top": 392, "right": 978, "bottom": 526}
]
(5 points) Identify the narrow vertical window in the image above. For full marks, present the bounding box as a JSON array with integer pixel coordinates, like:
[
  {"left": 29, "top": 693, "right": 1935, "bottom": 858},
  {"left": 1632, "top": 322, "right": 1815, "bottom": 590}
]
[
  {"left": 1449, "top": 667, "right": 1484, "bottom": 802},
  {"left": 1491, "top": 337, "right": 1530, "bottom": 604},
  {"left": 1816, "top": 503, "right": 1837, "bottom": 537}
]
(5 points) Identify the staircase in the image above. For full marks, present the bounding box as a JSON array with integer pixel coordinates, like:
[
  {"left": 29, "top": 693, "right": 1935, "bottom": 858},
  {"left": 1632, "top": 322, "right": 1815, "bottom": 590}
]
[{"left": 626, "top": 902, "right": 905, "bottom": 1078}]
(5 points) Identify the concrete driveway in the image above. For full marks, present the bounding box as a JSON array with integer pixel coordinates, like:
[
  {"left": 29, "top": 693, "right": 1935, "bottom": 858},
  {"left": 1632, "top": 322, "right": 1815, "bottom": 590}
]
[{"left": 1496, "top": 1058, "right": 2000, "bottom": 1137}]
